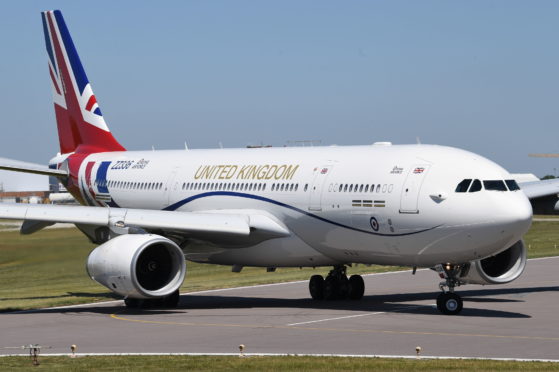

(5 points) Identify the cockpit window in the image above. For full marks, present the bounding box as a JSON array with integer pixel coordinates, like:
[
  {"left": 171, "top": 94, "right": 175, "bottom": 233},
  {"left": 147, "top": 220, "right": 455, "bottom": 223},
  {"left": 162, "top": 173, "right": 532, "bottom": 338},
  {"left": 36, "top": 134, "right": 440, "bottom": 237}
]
[
  {"left": 455, "top": 179, "right": 472, "bottom": 193},
  {"left": 483, "top": 180, "right": 507, "bottom": 191},
  {"left": 469, "top": 179, "right": 482, "bottom": 192},
  {"left": 505, "top": 180, "right": 520, "bottom": 191}
]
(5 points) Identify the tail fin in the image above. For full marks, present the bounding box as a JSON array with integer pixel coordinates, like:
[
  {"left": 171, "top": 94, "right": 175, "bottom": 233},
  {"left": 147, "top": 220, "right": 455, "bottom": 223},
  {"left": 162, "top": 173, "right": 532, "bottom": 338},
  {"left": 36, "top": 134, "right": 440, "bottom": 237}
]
[{"left": 41, "top": 10, "right": 125, "bottom": 154}]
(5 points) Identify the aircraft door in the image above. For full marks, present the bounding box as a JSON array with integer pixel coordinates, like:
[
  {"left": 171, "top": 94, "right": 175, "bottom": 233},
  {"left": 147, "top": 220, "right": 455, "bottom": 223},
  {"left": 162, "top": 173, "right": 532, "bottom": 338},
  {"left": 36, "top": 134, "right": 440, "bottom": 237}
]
[
  {"left": 164, "top": 168, "right": 180, "bottom": 207},
  {"left": 399, "top": 164, "right": 430, "bottom": 214},
  {"left": 308, "top": 165, "right": 333, "bottom": 211}
]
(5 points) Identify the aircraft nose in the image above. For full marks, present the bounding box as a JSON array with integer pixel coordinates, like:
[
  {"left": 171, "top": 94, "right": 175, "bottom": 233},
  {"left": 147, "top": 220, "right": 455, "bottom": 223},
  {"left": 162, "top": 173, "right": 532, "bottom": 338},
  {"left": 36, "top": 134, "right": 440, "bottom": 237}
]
[{"left": 497, "top": 193, "right": 533, "bottom": 236}]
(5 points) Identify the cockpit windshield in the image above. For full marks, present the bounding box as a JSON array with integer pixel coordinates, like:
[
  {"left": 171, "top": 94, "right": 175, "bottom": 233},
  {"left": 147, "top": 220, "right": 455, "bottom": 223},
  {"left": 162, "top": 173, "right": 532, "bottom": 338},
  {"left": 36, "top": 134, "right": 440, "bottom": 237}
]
[
  {"left": 455, "top": 179, "right": 472, "bottom": 192},
  {"left": 455, "top": 179, "right": 520, "bottom": 193},
  {"left": 483, "top": 180, "right": 507, "bottom": 191},
  {"left": 505, "top": 180, "right": 520, "bottom": 191}
]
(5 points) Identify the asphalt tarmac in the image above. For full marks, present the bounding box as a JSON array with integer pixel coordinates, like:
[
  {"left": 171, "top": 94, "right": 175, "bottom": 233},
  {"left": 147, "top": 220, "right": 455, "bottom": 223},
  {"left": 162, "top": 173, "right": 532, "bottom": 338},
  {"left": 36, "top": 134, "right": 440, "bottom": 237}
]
[{"left": 2, "top": 257, "right": 559, "bottom": 360}]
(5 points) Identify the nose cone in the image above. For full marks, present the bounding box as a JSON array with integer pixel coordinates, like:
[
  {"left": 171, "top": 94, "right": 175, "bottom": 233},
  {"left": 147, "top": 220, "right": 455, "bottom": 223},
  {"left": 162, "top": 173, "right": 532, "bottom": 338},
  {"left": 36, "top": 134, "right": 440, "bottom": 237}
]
[
  {"left": 502, "top": 192, "right": 533, "bottom": 236},
  {"left": 484, "top": 192, "right": 533, "bottom": 250}
]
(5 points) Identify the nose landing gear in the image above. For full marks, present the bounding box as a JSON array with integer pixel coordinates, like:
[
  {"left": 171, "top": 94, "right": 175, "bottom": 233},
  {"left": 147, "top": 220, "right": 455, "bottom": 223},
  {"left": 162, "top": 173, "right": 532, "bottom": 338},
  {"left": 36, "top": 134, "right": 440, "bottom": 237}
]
[
  {"left": 308, "top": 265, "right": 365, "bottom": 301},
  {"left": 436, "top": 264, "right": 464, "bottom": 315}
]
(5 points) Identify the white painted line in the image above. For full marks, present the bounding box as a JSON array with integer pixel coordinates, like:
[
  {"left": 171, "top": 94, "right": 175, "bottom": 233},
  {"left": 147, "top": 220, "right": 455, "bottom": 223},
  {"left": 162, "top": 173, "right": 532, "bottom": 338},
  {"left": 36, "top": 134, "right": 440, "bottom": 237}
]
[
  {"left": 286, "top": 304, "right": 435, "bottom": 326},
  {"left": 1, "top": 352, "right": 559, "bottom": 363},
  {"left": 287, "top": 312, "right": 385, "bottom": 326}
]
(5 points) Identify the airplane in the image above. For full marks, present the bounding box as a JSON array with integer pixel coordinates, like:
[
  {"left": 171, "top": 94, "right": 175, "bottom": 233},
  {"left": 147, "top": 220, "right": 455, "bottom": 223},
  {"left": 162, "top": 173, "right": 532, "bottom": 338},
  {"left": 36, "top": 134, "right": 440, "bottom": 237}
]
[{"left": 1, "top": 10, "right": 559, "bottom": 315}]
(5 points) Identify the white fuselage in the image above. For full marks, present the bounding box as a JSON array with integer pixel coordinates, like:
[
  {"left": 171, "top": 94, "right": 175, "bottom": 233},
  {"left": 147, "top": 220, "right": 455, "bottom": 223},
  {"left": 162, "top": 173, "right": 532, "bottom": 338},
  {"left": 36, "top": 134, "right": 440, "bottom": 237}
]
[{"left": 71, "top": 144, "right": 533, "bottom": 268}]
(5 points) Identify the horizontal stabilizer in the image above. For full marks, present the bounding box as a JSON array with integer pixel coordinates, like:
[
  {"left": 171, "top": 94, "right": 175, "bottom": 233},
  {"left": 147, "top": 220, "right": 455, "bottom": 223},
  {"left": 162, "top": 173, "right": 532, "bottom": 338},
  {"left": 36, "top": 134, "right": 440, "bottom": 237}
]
[{"left": 0, "top": 157, "right": 67, "bottom": 177}]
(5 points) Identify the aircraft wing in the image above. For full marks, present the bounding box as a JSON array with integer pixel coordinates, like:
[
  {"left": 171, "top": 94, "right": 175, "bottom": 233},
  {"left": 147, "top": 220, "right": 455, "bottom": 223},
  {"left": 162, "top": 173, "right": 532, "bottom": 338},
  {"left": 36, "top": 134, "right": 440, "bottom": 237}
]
[
  {"left": 0, "top": 157, "right": 67, "bottom": 177},
  {"left": 519, "top": 179, "right": 559, "bottom": 200},
  {"left": 0, "top": 203, "right": 289, "bottom": 246}
]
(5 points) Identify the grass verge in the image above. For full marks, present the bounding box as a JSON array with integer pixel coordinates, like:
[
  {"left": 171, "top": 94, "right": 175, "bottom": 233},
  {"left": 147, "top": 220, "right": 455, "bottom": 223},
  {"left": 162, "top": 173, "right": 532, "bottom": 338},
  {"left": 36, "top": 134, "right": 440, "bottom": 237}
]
[
  {"left": 1, "top": 217, "right": 558, "bottom": 311},
  {"left": 2, "top": 355, "right": 559, "bottom": 371}
]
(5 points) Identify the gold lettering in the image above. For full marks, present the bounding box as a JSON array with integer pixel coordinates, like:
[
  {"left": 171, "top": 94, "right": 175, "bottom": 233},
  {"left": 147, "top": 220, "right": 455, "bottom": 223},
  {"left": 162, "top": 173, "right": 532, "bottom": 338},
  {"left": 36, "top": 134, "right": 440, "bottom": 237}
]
[
  {"left": 265, "top": 165, "right": 278, "bottom": 179},
  {"left": 218, "top": 165, "right": 230, "bottom": 179},
  {"left": 226, "top": 165, "right": 237, "bottom": 179},
  {"left": 257, "top": 165, "right": 269, "bottom": 179},
  {"left": 194, "top": 165, "right": 205, "bottom": 179},
  {"left": 274, "top": 165, "right": 287, "bottom": 179},
  {"left": 237, "top": 165, "right": 250, "bottom": 179},
  {"left": 284, "top": 164, "right": 299, "bottom": 180}
]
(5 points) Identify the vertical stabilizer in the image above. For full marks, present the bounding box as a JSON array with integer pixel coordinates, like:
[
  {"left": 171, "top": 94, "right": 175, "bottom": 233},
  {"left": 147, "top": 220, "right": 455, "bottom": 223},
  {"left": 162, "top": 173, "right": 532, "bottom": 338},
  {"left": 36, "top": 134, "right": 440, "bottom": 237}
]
[{"left": 41, "top": 10, "right": 125, "bottom": 154}]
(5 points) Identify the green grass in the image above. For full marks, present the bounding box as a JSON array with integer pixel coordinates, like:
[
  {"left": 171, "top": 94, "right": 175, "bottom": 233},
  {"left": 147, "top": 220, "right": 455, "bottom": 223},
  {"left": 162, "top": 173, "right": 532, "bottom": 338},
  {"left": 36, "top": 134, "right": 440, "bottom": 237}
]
[
  {"left": 1, "top": 218, "right": 559, "bottom": 311},
  {"left": 1, "top": 355, "right": 559, "bottom": 371},
  {"left": 0, "top": 228, "right": 400, "bottom": 311}
]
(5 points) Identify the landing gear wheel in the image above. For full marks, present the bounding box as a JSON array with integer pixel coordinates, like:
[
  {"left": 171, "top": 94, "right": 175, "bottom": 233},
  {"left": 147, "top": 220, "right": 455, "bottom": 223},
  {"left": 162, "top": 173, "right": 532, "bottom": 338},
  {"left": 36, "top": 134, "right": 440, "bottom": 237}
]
[
  {"left": 348, "top": 275, "right": 365, "bottom": 300},
  {"left": 338, "top": 275, "right": 350, "bottom": 300},
  {"left": 163, "top": 289, "right": 180, "bottom": 308},
  {"left": 124, "top": 297, "right": 141, "bottom": 308},
  {"left": 437, "top": 292, "right": 463, "bottom": 315},
  {"left": 309, "top": 275, "right": 325, "bottom": 300},
  {"left": 323, "top": 276, "right": 338, "bottom": 300}
]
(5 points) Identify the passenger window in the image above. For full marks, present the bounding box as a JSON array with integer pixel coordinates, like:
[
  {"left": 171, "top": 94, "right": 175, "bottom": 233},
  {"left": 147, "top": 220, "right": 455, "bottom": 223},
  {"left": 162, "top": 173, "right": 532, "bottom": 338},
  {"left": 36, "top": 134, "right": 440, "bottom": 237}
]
[
  {"left": 370, "top": 184, "right": 374, "bottom": 192},
  {"left": 505, "top": 180, "right": 520, "bottom": 191},
  {"left": 304, "top": 184, "right": 308, "bottom": 192},
  {"left": 349, "top": 185, "right": 353, "bottom": 192},
  {"left": 376, "top": 185, "right": 381, "bottom": 193},
  {"left": 359, "top": 185, "right": 364, "bottom": 192},
  {"left": 455, "top": 179, "right": 472, "bottom": 193},
  {"left": 469, "top": 179, "right": 482, "bottom": 192},
  {"left": 484, "top": 180, "right": 507, "bottom": 191},
  {"left": 364, "top": 185, "right": 369, "bottom": 192}
]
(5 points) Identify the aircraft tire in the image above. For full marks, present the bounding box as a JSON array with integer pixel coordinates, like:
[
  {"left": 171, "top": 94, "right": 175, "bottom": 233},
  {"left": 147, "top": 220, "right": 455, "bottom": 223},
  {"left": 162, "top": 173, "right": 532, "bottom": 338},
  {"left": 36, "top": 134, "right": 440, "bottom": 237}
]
[
  {"left": 324, "top": 276, "right": 338, "bottom": 300},
  {"left": 309, "top": 275, "right": 325, "bottom": 300},
  {"left": 348, "top": 275, "right": 365, "bottom": 300},
  {"left": 338, "top": 275, "right": 350, "bottom": 299},
  {"left": 124, "top": 297, "right": 141, "bottom": 308},
  {"left": 163, "top": 289, "right": 180, "bottom": 308},
  {"left": 437, "top": 292, "right": 463, "bottom": 315}
]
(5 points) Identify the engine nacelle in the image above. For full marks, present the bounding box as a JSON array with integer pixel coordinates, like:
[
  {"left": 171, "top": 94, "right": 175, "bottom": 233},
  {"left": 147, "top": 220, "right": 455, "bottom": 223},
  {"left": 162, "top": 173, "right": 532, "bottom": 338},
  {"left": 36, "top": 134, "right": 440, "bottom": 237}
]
[
  {"left": 86, "top": 234, "right": 186, "bottom": 299},
  {"left": 459, "top": 240, "right": 527, "bottom": 285}
]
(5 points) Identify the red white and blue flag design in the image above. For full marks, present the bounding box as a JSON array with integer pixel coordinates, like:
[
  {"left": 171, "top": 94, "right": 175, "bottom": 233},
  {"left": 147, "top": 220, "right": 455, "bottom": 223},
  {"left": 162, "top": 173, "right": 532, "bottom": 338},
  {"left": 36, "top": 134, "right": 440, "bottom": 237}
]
[{"left": 41, "top": 10, "right": 124, "bottom": 155}]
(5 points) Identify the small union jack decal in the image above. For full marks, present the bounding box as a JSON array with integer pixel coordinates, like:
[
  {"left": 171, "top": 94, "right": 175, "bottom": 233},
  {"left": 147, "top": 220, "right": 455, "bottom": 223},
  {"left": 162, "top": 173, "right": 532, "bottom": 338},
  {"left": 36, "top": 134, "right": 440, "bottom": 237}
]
[{"left": 413, "top": 167, "right": 425, "bottom": 174}]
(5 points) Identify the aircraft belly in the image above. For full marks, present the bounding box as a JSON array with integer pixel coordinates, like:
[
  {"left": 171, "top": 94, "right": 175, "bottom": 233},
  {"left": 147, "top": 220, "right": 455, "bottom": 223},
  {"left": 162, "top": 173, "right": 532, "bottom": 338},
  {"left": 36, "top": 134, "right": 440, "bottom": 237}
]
[{"left": 183, "top": 233, "right": 339, "bottom": 267}]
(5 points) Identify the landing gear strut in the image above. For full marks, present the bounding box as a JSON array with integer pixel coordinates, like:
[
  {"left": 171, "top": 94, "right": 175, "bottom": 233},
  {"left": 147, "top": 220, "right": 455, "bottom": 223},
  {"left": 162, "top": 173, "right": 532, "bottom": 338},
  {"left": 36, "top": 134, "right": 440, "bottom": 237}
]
[
  {"left": 436, "top": 264, "right": 464, "bottom": 315},
  {"left": 124, "top": 289, "right": 181, "bottom": 309},
  {"left": 308, "top": 265, "right": 365, "bottom": 301}
]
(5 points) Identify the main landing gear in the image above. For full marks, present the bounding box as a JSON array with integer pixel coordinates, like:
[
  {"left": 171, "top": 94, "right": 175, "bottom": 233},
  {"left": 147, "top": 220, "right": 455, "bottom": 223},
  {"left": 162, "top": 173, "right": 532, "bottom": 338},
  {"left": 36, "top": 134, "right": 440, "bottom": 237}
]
[
  {"left": 124, "top": 289, "right": 180, "bottom": 309},
  {"left": 309, "top": 265, "right": 365, "bottom": 300},
  {"left": 436, "top": 264, "right": 464, "bottom": 315}
]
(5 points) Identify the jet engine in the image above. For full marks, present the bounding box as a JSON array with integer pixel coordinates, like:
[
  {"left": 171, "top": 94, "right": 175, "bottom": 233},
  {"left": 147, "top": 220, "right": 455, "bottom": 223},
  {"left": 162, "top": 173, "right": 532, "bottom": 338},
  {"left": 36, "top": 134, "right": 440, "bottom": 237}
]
[
  {"left": 86, "top": 234, "right": 186, "bottom": 299},
  {"left": 458, "top": 240, "right": 526, "bottom": 285}
]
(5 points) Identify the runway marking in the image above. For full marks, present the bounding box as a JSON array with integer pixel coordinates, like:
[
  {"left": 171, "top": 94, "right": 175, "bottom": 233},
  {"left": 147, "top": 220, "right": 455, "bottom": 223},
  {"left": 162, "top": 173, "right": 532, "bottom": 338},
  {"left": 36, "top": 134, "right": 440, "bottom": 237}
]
[
  {"left": 287, "top": 312, "right": 385, "bottom": 326},
  {"left": 286, "top": 304, "right": 433, "bottom": 326},
  {"left": 110, "top": 310, "right": 559, "bottom": 342},
  {"left": 2, "top": 352, "right": 559, "bottom": 363}
]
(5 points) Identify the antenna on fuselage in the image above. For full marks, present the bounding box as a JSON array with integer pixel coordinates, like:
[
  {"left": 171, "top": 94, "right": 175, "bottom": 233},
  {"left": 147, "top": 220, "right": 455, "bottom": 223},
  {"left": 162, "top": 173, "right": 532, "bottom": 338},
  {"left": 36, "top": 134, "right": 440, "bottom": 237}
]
[{"left": 184, "top": 141, "right": 189, "bottom": 150}]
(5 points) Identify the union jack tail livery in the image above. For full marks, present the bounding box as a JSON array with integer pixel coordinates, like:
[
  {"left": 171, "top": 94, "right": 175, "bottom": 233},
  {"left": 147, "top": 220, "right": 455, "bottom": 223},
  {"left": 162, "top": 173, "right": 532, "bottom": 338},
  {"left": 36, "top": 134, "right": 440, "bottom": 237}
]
[{"left": 41, "top": 10, "right": 125, "bottom": 155}]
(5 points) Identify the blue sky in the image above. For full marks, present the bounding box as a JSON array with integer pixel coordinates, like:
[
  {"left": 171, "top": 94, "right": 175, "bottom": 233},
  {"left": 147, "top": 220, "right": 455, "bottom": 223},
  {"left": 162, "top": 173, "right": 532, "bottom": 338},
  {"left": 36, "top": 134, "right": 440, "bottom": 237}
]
[{"left": 0, "top": 1, "right": 558, "bottom": 186}]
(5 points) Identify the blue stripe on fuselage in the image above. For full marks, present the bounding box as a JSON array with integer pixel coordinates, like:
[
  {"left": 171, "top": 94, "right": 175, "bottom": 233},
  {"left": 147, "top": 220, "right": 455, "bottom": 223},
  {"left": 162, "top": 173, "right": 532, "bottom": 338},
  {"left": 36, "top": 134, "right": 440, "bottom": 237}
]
[
  {"left": 163, "top": 191, "right": 440, "bottom": 237},
  {"left": 96, "top": 161, "right": 111, "bottom": 194}
]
